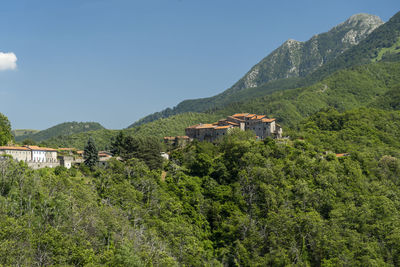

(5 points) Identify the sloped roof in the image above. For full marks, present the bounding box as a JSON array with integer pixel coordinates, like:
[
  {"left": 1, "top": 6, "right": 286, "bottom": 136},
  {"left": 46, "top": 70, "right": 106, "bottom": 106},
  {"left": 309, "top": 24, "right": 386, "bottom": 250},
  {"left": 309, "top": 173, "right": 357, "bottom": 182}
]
[
  {"left": 26, "top": 145, "right": 57, "bottom": 152},
  {"left": 0, "top": 146, "right": 30, "bottom": 151},
  {"left": 261, "top": 118, "right": 276, "bottom": 123},
  {"left": 215, "top": 125, "right": 232, "bottom": 129}
]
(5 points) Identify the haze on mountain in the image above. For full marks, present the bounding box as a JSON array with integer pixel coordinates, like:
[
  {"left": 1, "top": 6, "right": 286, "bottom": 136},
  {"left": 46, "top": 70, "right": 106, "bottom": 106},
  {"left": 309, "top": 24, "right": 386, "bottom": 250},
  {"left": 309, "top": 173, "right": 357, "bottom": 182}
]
[{"left": 129, "top": 13, "right": 383, "bottom": 128}]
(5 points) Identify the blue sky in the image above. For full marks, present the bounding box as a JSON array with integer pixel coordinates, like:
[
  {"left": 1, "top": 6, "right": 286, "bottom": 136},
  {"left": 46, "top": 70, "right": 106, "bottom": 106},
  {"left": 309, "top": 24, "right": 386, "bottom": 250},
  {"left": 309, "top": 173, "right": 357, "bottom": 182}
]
[{"left": 0, "top": 0, "right": 398, "bottom": 130}]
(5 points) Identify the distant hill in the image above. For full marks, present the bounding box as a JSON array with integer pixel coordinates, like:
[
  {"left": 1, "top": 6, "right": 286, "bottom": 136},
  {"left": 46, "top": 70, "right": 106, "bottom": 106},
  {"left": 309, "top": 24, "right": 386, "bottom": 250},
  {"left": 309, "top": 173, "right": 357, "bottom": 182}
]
[
  {"left": 15, "top": 122, "right": 105, "bottom": 142},
  {"left": 128, "top": 13, "right": 383, "bottom": 128},
  {"left": 41, "top": 113, "right": 220, "bottom": 150},
  {"left": 12, "top": 129, "right": 39, "bottom": 137}
]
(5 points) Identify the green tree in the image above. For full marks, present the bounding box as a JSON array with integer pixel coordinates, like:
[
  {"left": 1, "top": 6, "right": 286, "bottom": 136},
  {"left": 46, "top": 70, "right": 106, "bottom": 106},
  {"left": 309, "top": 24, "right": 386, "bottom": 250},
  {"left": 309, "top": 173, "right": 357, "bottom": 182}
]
[
  {"left": 84, "top": 138, "right": 98, "bottom": 168},
  {"left": 0, "top": 113, "right": 13, "bottom": 146}
]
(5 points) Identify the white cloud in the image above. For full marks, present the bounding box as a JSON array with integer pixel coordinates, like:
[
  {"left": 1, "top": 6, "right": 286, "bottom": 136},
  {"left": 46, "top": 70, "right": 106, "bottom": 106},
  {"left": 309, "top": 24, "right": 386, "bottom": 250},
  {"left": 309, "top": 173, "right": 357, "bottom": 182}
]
[{"left": 0, "top": 52, "right": 17, "bottom": 71}]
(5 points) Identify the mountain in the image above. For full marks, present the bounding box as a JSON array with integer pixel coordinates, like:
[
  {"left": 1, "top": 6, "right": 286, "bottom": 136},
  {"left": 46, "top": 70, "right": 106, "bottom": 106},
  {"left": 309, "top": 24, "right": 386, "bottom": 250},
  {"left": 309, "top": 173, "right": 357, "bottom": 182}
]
[
  {"left": 129, "top": 13, "right": 383, "bottom": 128},
  {"left": 304, "top": 10, "right": 400, "bottom": 83},
  {"left": 229, "top": 13, "right": 383, "bottom": 93},
  {"left": 15, "top": 122, "right": 105, "bottom": 143},
  {"left": 214, "top": 61, "right": 400, "bottom": 127}
]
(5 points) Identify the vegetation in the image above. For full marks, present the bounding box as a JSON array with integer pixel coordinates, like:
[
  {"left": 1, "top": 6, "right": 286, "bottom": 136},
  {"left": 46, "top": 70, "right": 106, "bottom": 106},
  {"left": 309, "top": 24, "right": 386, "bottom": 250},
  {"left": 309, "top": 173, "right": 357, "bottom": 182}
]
[
  {"left": 42, "top": 112, "right": 220, "bottom": 150},
  {"left": 15, "top": 122, "right": 105, "bottom": 143},
  {"left": 111, "top": 132, "right": 163, "bottom": 170},
  {"left": 4, "top": 107, "right": 400, "bottom": 265},
  {"left": 0, "top": 113, "right": 13, "bottom": 146},
  {"left": 12, "top": 129, "right": 39, "bottom": 137},
  {"left": 83, "top": 138, "right": 98, "bottom": 168},
  {"left": 214, "top": 61, "right": 400, "bottom": 127}
]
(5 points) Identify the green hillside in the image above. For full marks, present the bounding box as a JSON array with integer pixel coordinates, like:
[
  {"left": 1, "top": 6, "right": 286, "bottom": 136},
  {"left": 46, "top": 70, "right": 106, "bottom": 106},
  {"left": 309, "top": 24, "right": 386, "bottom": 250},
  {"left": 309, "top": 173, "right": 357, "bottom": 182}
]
[
  {"left": 214, "top": 61, "right": 400, "bottom": 127},
  {"left": 291, "top": 107, "right": 400, "bottom": 157},
  {"left": 42, "top": 113, "right": 220, "bottom": 150},
  {"left": 129, "top": 13, "right": 383, "bottom": 128},
  {"left": 15, "top": 122, "right": 105, "bottom": 143},
  {"left": 44, "top": 61, "right": 400, "bottom": 150},
  {"left": 12, "top": 129, "right": 39, "bottom": 137},
  {"left": 4, "top": 107, "right": 400, "bottom": 265}
]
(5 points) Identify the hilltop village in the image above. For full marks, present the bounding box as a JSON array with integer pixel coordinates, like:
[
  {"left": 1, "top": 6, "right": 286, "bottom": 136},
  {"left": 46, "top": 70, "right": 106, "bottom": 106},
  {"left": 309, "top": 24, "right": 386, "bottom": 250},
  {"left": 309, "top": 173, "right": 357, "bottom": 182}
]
[
  {"left": 1, "top": 113, "right": 282, "bottom": 169},
  {"left": 165, "top": 113, "right": 282, "bottom": 147},
  {"left": 186, "top": 113, "right": 282, "bottom": 141}
]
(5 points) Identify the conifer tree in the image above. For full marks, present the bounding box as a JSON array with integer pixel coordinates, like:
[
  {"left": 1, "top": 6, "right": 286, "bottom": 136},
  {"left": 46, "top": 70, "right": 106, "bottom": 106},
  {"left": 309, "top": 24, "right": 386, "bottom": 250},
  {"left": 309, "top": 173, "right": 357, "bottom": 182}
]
[{"left": 84, "top": 137, "right": 98, "bottom": 168}]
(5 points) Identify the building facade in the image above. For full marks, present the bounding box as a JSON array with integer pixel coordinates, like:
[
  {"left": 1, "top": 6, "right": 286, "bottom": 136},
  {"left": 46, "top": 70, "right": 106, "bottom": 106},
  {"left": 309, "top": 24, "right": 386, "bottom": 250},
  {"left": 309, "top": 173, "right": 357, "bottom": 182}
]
[
  {"left": 185, "top": 113, "right": 282, "bottom": 142},
  {"left": 0, "top": 145, "right": 59, "bottom": 169}
]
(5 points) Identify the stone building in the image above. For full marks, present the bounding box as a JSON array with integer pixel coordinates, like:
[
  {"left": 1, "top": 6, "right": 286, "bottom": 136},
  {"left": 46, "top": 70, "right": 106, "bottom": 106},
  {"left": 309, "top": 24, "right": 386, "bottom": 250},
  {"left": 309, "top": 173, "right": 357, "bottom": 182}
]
[
  {"left": 0, "top": 145, "right": 59, "bottom": 169},
  {"left": 185, "top": 113, "right": 282, "bottom": 142}
]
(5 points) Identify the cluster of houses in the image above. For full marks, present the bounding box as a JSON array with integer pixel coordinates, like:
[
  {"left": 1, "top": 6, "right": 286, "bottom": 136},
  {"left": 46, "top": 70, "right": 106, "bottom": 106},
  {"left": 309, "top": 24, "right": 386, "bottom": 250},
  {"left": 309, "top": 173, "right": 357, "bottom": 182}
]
[
  {"left": 0, "top": 145, "right": 113, "bottom": 169},
  {"left": 185, "top": 113, "right": 282, "bottom": 142},
  {"left": 2, "top": 113, "right": 282, "bottom": 169},
  {"left": 164, "top": 113, "right": 282, "bottom": 148}
]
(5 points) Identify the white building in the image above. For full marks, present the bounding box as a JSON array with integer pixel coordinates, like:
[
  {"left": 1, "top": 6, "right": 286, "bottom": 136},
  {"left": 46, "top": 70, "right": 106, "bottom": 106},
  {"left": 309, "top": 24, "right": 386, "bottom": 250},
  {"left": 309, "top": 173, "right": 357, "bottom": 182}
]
[{"left": 0, "top": 145, "right": 59, "bottom": 169}]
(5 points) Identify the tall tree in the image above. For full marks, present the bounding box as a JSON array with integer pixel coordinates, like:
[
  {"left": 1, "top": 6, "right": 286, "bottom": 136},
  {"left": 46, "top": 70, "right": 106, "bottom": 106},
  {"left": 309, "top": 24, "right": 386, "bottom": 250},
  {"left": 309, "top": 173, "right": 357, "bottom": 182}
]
[
  {"left": 110, "top": 131, "right": 126, "bottom": 156},
  {"left": 0, "top": 113, "right": 13, "bottom": 146},
  {"left": 84, "top": 137, "right": 98, "bottom": 168}
]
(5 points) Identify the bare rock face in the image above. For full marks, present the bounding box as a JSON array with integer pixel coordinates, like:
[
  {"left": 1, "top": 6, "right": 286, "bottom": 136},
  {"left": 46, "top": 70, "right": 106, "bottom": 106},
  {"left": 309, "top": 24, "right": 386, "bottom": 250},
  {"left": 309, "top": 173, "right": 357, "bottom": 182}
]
[{"left": 229, "top": 13, "right": 383, "bottom": 93}]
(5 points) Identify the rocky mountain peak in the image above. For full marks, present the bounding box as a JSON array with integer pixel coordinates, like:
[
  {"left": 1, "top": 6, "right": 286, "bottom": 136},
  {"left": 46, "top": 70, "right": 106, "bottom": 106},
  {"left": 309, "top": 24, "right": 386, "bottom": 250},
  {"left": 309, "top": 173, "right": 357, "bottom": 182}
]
[
  {"left": 345, "top": 13, "right": 383, "bottom": 26},
  {"left": 228, "top": 13, "right": 384, "bottom": 93}
]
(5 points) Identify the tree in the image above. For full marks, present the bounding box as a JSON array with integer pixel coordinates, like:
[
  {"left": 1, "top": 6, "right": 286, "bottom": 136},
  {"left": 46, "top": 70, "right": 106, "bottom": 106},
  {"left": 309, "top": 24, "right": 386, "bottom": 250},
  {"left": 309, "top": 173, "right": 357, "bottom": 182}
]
[
  {"left": 110, "top": 131, "right": 125, "bottom": 156},
  {"left": 0, "top": 113, "right": 13, "bottom": 146},
  {"left": 84, "top": 138, "right": 98, "bottom": 168}
]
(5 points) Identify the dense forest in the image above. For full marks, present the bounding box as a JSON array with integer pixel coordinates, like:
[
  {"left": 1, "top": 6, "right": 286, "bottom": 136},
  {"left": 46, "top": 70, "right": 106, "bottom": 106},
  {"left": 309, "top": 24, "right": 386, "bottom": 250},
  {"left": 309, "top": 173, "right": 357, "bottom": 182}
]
[{"left": 2, "top": 107, "right": 400, "bottom": 265}]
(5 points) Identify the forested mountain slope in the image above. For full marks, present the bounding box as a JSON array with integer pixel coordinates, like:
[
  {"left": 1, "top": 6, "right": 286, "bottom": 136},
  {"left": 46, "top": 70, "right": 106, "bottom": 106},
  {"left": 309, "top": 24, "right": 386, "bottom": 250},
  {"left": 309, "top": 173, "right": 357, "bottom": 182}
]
[
  {"left": 43, "top": 60, "right": 400, "bottom": 149},
  {"left": 214, "top": 61, "right": 400, "bottom": 127},
  {"left": 15, "top": 122, "right": 105, "bottom": 142},
  {"left": 4, "top": 107, "right": 400, "bottom": 265},
  {"left": 129, "top": 13, "right": 383, "bottom": 128},
  {"left": 42, "top": 112, "right": 219, "bottom": 150}
]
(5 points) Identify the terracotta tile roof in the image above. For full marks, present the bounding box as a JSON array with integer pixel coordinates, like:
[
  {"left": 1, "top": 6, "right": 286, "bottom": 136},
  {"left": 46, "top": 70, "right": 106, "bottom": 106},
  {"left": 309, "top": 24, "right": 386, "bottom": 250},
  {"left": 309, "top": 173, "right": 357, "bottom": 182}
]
[
  {"left": 26, "top": 145, "right": 57, "bottom": 152},
  {"left": 0, "top": 145, "right": 57, "bottom": 152},
  {"left": 215, "top": 125, "right": 232, "bottom": 129},
  {"left": 251, "top": 115, "right": 266, "bottom": 120},
  {"left": 164, "top": 136, "right": 175, "bottom": 140},
  {"left": 226, "top": 121, "right": 239, "bottom": 126},
  {"left": 245, "top": 114, "right": 256, "bottom": 118},
  {"left": 261, "top": 118, "right": 276, "bottom": 123},
  {"left": 186, "top": 124, "right": 201, "bottom": 129},
  {"left": 227, "top": 116, "right": 245, "bottom": 122},
  {"left": 232, "top": 113, "right": 249, "bottom": 117},
  {"left": 336, "top": 153, "right": 350, "bottom": 158},
  {"left": 0, "top": 146, "right": 30, "bottom": 151},
  {"left": 58, "top": 147, "right": 76, "bottom": 151},
  {"left": 194, "top": 124, "right": 215, "bottom": 129}
]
